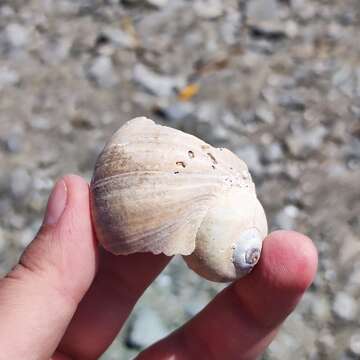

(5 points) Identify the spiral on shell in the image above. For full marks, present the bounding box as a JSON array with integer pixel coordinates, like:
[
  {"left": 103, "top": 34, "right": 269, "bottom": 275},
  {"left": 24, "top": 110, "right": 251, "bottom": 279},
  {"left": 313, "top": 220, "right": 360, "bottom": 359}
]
[{"left": 90, "top": 117, "right": 268, "bottom": 282}]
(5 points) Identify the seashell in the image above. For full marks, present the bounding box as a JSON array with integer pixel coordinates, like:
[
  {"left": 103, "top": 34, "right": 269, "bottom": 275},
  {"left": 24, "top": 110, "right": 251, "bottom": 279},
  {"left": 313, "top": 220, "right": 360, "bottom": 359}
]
[{"left": 90, "top": 117, "right": 268, "bottom": 282}]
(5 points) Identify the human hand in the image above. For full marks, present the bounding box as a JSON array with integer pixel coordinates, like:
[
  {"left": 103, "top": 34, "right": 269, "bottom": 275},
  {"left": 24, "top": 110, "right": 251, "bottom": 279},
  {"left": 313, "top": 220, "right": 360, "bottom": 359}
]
[{"left": 0, "top": 175, "right": 318, "bottom": 360}]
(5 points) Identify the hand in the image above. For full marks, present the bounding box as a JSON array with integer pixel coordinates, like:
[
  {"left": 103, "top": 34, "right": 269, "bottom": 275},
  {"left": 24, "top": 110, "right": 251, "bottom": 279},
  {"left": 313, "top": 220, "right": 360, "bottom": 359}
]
[{"left": 0, "top": 175, "right": 318, "bottom": 360}]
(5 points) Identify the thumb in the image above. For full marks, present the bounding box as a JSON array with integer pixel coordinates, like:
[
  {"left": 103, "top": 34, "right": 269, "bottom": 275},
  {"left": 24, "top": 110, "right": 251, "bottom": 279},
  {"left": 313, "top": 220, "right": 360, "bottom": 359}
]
[{"left": 0, "top": 175, "right": 98, "bottom": 359}]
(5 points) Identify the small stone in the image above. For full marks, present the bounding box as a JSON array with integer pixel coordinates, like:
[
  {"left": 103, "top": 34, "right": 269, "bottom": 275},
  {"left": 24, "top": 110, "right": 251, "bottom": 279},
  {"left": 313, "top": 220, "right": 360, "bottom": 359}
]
[
  {"left": 236, "top": 145, "right": 263, "bottom": 177},
  {"left": 0, "top": 5, "right": 15, "bottom": 17},
  {"left": 0, "top": 227, "right": 7, "bottom": 253},
  {"left": 5, "top": 23, "right": 29, "bottom": 48},
  {"left": 154, "top": 273, "right": 172, "bottom": 288},
  {"left": 349, "top": 333, "right": 360, "bottom": 356},
  {"left": 194, "top": 0, "right": 224, "bottom": 19},
  {"left": 262, "top": 142, "right": 283, "bottom": 163},
  {"left": 41, "top": 37, "right": 72, "bottom": 64},
  {"left": 146, "top": 0, "right": 168, "bottom": 8},
  {"left": 127, "top": 307, "right": 169, "bottom": 349},
  {"left": 267, "top": 331, "right": 299, "bottom": 358},
  {"left": 0, "top": 199, "right": 12, "bottom": 218},
  {"left": 332, "top": 292, "right": 358, "bottom": 321},
  {"left": 16, "top": 227, "right": 36, "bottom": 248},
  {"left": 100, "top": 27, "right": 137, "bottom": 49},
  {"left": 3, "top": 131, "right": 23, "bottom": 153},
  {"left": 33, "top": 176, "right": 54, "bottom": 191},
  {"left": 88, "top": 56, "right": 119, "bottom": 88},
  {"left": 247, "top": 0, "right": 279, "bottom": 23},
  {"left": 278, "top": 91, "right": 305, "bottom": 111},
  {"left": 317, "top": 332, "right": 336, "bottom": 353},
  {"left": 247, "top": 0, "right": 286, "bottom": 39},
  {"left": 30, "top": 117, "right": 52, "bottom": 130},
  {"left": 221, "top": 10, "right": 242, "bottom": 45},
  {"left": 9, "top": 213, "right": 26, "bottom": 230},
  {"left": 291, "top": 0, "right": 316, "bottom": 20},
  {"left": 10, "top": 168, "right": 32, "bottom": 199},
  {"left": 0, "top": 67, "right": 20, "bottom": 90},
  {"left": 185, "top": 296, "right": 209, "bottom": 316},
  {"left": 255, "top": 105, "right": 274, "bottom": 124},
  {"left": 285, "top": 20, "right": 299, "bottom": 38},
  {"left": 274, "top": 205, "right": 299, "bottom": 230},
  {"left": 286, "top": 125, "right": 327, "bottom": 158},
  {"left": 133, "top": 63, "right": 185, "bottom": 97},
  {"left": 156, "top": 101, "right": 194, "bottom": 122},
  {"left": 310, "top": 296, "right": 331, "bottom": 322},
  {"left": 334, "top": 65, "right": 360, "bottom": 98}
]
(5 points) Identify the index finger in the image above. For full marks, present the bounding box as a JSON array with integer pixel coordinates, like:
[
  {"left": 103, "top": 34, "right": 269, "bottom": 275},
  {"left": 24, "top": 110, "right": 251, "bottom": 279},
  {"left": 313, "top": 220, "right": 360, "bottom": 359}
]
[{"left": 137, "top": 230, "right": 318, "bottom": 360}]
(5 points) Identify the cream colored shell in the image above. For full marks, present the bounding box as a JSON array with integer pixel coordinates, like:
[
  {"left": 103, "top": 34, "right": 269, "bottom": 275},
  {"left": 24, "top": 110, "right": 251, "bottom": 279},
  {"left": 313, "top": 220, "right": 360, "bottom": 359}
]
[{"left": 90, "top": 117, "right": 268, "bottom": 282}]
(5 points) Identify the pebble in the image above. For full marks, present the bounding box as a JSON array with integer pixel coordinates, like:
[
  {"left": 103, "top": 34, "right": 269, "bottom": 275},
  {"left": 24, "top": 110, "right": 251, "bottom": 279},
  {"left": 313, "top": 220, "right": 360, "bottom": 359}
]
[
  {"left": 16, "top": 226, "right": 37, "bottom": 249},
  {"left": 310, "top": 296, "right": 331, "bottom": 322},
  {"left": 247, "top": 0, "right": 279, "bottom": 23},
  {"left": 41, "top": 37, "right": 71, "bottom": 65},
  {"left": 277, "top": 92, "right": 305, "bottom": 111},
  {"left": 5, "top": 23, "right": 29, "bottom": 48},
  {"left": 268, "top": 331, "right": 300, "bottom": 358},
  {"left": 255, "top": 105, "right": 275, "bottom": 124},
  {"left": 133, "top": 63, "right": 185, "bottom": 97},
  {"left": 349, "top": 333, "right": 360, "bottom": 356},
  {"left": 194, "top": 0, "right": 224, "bottom": 19},
  {"left": 221, "top": 10, "right": 242, "bottom": 45},
  {"left": 0, "top": 199, "right": 12, "bottom": 218},
  {"left": 0, "top": 67, "right": 20, "bottom": 90},
  {"left": 332, "top": 65, "right": 357, "bottom": 97},
  {"left": 317, "top": 332, "right": 336, "bottom": 353},
  {"left": 0, "top": 5, "right": 14, "bottom": 17},
  {"left": 154, "top": 273, "right": 172, "bottom": 288},
  {"left": 235, "top": 144, "right": 263, "bottom": 178},
  {"left": 10, "top": 168, "right": 32, "bottom": 199},
  {"left": 262, "top": 142, "right": 283, "bottom": 163},
  {"left": 156, "top": 101, "right": 194, "bottom": 122},
  {"left": 247, "top": 0, "right": 286, "bottom": 39},
  {"left": 30, "top": 117, "right": 52, "bottom": 131},
  {"left": 0, "top": 227, "right": 7, "bottom": 253},
  {"left": 185, "top": 296, "right": 209, "bottom": 317},
  {"left": 3, "top": 132, "right": 24, "bottom": 153},
  {"left": 88, "top": 56, "right": 119, "bottom": 88},
  {"left": 100, "top": 27, "right": 137, "bottom": 49},
  {"left": 332, "top": 292, "right": 358, "bottom": 321},
  {"left": 146, "top": 0, "right": 168, "bottom": 8},
  {"left": 274, "top": 205, "right": 299, "bottom": 230},
  {"left": 286, "top": 125, "right": 327, "bottom": 158},
  {"left": 127, "top": 307, "right": 169, "bottom": 349}
]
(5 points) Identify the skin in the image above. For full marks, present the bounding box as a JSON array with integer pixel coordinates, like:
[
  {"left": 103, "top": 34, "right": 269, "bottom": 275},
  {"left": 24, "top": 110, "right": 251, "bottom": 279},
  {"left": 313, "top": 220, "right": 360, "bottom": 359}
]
[{"left": 0, "top": 175, "right": 318, "bottom": 360}]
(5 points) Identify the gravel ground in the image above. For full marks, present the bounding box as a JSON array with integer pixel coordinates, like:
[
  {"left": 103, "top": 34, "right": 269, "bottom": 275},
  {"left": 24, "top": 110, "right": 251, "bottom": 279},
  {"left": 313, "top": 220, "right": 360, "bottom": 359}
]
[{"left": 0, "top": 0, "right": 359, "bottom": 359}]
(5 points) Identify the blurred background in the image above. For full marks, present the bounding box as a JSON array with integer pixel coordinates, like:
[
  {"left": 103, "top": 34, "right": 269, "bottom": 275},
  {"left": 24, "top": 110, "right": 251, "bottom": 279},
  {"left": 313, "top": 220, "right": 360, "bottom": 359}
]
[{"left": 0, "top": 0, "right": 359, "bottom": 359}]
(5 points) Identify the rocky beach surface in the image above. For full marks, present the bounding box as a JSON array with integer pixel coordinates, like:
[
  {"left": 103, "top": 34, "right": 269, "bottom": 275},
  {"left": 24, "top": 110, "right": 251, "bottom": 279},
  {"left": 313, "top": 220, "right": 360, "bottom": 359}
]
[{"left": 0, "top": 1, "right": 359, "bottom": 359}]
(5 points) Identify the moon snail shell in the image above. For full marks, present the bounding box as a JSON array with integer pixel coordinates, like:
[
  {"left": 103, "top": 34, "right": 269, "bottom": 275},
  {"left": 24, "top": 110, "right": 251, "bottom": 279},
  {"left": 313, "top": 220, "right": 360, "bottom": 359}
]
[{"left": 90, "top": 117, "right": 268, "bottom": 282}]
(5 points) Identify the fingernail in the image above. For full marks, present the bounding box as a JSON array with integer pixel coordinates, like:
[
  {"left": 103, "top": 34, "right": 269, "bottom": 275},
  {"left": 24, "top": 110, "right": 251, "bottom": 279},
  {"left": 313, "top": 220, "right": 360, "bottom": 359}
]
[{"left": 44, "top": 179, "right": 68, "bottom": 225}]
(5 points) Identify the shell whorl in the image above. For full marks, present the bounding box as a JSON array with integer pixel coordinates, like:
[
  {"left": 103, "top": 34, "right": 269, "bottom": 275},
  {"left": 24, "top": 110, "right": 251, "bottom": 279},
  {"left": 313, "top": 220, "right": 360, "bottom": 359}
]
[{"left": 90, "top": 117, "right": 260, "bottom": 261}]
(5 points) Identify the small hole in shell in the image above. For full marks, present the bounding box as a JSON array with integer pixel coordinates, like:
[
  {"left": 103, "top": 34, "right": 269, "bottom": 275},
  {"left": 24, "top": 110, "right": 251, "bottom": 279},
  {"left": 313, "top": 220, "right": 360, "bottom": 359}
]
[
  {"left": 212, "top": 165, "right": 216, "bottom": 170},
  {"left": 176, "top": 161, "right": 186, "bottom": 168},
  {"left": 207, "top": 152, "right": 217, "bottom": 164},
  {"left": 188, "top": 150, "right": 195, "bottom": 159},
  {"left": 174, "top": 171, "right": 180, "bottom": 174}
]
